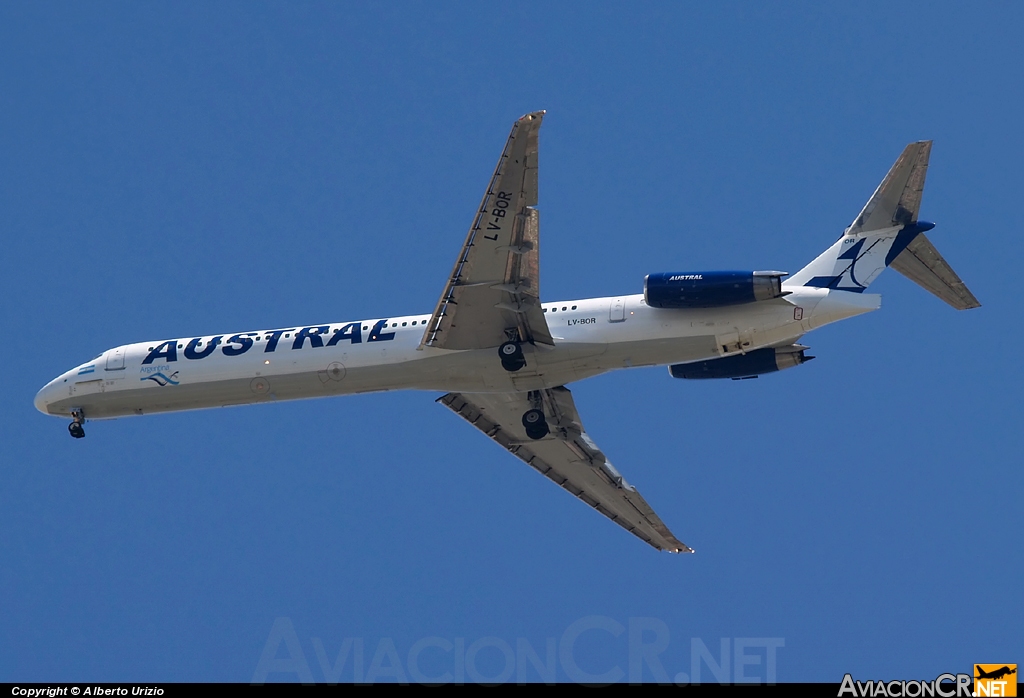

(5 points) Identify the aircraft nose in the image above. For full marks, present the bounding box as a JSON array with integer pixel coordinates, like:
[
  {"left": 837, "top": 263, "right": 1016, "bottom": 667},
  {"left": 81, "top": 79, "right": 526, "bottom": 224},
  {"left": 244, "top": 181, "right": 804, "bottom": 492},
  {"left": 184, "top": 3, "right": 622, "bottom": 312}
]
[{"left": 34, "top": 380, "right": 57, "bottom": 415}]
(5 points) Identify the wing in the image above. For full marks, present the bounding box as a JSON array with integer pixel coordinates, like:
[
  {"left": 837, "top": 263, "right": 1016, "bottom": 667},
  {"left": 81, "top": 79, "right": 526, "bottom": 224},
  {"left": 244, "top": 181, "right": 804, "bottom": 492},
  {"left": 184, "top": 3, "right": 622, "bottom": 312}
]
[
  {"left": 421, "top": 111, "right": 554, "bottom": 351},
  {"left": 438, "top": 387, "right": 692, "bottom": 553}
]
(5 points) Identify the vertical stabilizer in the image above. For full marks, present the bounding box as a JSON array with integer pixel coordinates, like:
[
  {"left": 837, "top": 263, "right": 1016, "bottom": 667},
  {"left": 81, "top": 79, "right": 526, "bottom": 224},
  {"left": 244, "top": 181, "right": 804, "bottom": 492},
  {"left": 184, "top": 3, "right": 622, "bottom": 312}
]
[
  {"left": 849, "top": 141, "right": 931, "bottom": 234},
  {"left": 787, "top": 141, "right": 979, "bottom": 309}
]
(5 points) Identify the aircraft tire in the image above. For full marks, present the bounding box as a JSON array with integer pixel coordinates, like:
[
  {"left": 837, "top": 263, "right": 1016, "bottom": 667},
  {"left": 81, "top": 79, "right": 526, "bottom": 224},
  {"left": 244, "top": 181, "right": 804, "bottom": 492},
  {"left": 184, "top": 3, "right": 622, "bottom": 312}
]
[
  {"left": 522, "top": 409, "right": 549, "bottom": 439},
  {"left": 525, "top": 423, "right": 549, "bottom": 440},
  {"left": 499, "top": 342, "right": 526, "bottom": 372}
]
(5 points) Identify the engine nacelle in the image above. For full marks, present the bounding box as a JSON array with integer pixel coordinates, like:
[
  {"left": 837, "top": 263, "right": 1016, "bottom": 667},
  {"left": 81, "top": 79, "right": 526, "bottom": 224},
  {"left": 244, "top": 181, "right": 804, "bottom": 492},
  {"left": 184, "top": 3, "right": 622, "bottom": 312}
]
[
  {"left": 644, "top": 270, "right": 787, "bottom": 309},
  {"left": 669, "top": 345, "right": 813, "bottom": 380}
]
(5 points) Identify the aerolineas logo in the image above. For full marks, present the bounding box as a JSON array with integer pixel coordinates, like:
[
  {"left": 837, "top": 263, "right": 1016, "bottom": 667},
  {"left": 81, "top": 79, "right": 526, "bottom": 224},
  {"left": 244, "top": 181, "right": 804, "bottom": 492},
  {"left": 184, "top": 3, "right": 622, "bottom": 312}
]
[{"left": 838, "top": 673, "right": 973, "bottom": 697}]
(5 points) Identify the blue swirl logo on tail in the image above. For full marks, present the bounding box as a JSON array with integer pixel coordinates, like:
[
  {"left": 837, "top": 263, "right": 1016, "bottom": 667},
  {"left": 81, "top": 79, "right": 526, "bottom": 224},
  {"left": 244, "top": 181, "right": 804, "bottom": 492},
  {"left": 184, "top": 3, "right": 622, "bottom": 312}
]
[
  {"left": 142, "top": 371, "right": 180, "bottom": 387},
  {"left": 836, "top": 238, "right": 868, "bottom": 291}
]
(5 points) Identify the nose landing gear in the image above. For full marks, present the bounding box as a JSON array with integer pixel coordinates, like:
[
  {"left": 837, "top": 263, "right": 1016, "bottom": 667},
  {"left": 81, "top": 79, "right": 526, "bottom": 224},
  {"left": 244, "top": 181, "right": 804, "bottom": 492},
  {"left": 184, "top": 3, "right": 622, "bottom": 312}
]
[{"left": 68, "top": 409, "right": 85, "bottom": 439}]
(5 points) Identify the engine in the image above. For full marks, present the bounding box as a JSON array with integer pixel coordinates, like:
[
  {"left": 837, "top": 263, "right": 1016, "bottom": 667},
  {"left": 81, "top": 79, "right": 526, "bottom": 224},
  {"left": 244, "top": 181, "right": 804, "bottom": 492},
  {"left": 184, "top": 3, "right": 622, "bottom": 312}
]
[
  {"left": 644, "top": 270, "right": 787, "bottom": 309},
  {"left": 669, "top": 345, "right": 813, "bottom": 380}
]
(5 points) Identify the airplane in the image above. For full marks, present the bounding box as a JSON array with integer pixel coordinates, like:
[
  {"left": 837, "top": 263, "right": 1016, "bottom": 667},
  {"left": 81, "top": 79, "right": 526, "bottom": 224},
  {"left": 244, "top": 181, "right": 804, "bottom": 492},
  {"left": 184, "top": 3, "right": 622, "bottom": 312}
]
[
  {"left": 975, "top": 666, "right": 1016, "bottom": 681},
  {"left": 34, "top": 111, "right": 980, "bottom": 553}
]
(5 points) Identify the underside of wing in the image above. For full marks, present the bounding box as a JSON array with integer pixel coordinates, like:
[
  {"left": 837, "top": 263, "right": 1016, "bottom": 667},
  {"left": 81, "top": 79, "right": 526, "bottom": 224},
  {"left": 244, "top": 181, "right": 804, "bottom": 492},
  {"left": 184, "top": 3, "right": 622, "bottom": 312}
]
[
  {"left": 421, "top": 112, "right": 553, "bottom": 351},
  {"left": 438, "top": 388, "right": 691, "bottom": 553}
]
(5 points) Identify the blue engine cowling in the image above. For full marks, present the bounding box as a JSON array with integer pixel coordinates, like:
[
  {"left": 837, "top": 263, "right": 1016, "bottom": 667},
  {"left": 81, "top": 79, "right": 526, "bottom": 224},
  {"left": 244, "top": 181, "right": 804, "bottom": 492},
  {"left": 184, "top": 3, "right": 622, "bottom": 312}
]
[
  {"left": 644, "top": 270, "right": 787, "bottom": 308},
  {"left": 670, "top": 346, "right": 813, "bottom": 380}
]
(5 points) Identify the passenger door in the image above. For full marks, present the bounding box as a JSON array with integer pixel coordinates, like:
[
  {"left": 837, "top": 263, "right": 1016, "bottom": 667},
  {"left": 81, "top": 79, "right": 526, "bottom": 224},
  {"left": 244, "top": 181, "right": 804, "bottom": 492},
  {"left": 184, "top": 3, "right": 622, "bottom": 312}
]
[{"left": 105, "top": 346, "right": 125, "bottom": 371}]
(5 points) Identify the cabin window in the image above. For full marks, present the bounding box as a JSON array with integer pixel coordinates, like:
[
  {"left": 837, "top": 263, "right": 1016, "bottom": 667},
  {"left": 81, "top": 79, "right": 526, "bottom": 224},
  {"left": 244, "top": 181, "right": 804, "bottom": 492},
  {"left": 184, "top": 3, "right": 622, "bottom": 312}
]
[{"left": 572, "top": 305, "right": 577, "bottom": 310}]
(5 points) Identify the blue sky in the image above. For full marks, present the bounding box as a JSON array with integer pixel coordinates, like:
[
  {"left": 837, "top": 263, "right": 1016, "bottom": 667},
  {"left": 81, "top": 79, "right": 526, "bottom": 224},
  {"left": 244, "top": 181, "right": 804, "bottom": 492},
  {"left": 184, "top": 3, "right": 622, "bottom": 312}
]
[{"left": 2, "top": 2, "right": 1021, "bottom": 683}]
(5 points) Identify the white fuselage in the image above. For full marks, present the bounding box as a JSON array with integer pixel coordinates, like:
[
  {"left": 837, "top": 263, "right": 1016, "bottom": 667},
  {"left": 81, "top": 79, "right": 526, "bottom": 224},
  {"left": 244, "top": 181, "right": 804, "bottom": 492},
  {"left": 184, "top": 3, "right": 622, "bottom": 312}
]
[{"left": 34, "top": 287, "right": 879, "bottom": 421}]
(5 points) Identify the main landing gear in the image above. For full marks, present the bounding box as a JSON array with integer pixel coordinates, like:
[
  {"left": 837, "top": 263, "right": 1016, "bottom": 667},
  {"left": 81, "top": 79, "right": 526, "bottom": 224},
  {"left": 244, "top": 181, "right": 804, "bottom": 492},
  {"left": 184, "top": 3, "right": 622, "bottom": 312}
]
[
  {"left": 522, "top": 408, "right": 549, "bottom": 440},
  {"left": 501, "top": 338, "right": 546, "bottom": 439},
  {"left": 68, "top": 409, "right": 85, "bottom": 439},
  {"left": 499, "top": 341, "right": 526, "bottom": 372}
]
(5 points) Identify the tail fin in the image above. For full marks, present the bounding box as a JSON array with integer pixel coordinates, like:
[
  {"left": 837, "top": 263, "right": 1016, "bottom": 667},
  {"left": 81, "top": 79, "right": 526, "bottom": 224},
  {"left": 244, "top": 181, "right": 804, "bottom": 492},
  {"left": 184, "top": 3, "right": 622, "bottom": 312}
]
[
  {"left": 850, "top": 140, "right": 931, "bottom": 234},
  {"left": 787, "top": 141, "right": 980, "bottom": 309}
]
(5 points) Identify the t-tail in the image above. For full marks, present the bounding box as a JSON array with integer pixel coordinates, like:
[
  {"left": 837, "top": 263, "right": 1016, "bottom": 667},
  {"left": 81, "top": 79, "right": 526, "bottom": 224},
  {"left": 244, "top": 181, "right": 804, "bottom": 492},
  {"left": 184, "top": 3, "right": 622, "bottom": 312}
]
[{"left": 785, "top": 141, "right": 980, "bottom": 309}]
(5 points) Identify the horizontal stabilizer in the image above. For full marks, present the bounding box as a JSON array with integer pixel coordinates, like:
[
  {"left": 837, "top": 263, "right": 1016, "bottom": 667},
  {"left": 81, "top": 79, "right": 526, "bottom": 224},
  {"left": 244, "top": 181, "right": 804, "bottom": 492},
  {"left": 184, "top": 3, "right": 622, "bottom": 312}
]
[{"left": 890, "top": 233, "right": 981, "bottom": 309}]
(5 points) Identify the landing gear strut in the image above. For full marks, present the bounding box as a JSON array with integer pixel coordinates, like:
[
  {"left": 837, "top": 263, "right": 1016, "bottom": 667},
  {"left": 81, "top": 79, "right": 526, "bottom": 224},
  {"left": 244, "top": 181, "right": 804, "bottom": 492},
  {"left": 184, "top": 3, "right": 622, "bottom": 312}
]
[
  {"left": 68, "top": 409, "right": 85, "bottom": 439},
  {"left": 522, "top": 408, "right": 549, "bottom": 440},
  {"left": 499, "top": 341, "right": 526, "bottom": 372}
]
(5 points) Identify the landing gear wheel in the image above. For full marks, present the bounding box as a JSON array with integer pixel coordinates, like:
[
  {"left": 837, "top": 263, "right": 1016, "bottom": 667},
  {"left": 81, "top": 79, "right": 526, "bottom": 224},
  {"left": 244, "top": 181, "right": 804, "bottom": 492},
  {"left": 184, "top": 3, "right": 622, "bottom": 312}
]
[
  {"left": 499, "top": 341, "right": 526, "bottom": 372},
  {"left": 522, "top": 408, "right": 549, "bottom": 440}
]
